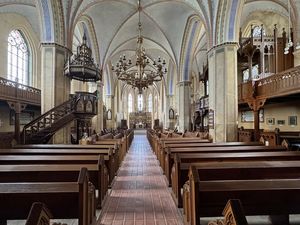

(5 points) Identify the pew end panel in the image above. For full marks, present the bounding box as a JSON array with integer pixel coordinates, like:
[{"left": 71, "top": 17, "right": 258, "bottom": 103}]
[
  {"left": 25, "top": 202, "right": 53, "bottom": 225},
  {"left": 185, "top": 166, "right": 300, "bottom": 225},
  {"left": 0, "top": 167, "right": 96, "bottom": 225},
  {"left": 208, "top": 199, "right": 249, "bottom": 225},
  {"left": 97, "top": 154, "right": 109, "bottom": 207},
  {"left": 187, "top": 166, "right": 200, "bottom": 225},
  {"left": 171, "top": 153, "right": 182, "bottom": 207},
  {"left": 77, "top": 167, "right": 90, "bottom": 225}
]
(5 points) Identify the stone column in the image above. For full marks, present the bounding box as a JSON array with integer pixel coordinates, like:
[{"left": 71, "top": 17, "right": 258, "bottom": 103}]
[
  {"left": 40, "top": 43, "right": 71, "bottom": 143},
  {"left": 92, "top": 81, "right": 103, "bottom": 132},
  {"left": 177, "top": 81, "right": 191, "bottom": 132},
  {"left": 105, "top": 95, "right": 115, "bottom": 129},
  {"left": 164, "top": 94, "right": 175, "bottom": 129},
  {"left": 293, "top": 49, "right": 300, "bottom": 66},
  {"left": 208, "top": 43, "right": 238, "bottom": 142}
]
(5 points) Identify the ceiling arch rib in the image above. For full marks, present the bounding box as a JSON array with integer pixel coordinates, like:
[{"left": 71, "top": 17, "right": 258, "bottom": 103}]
[
  {"left": 109, "top": 37, "right": 173, "bottom": 67},
  {"left": 77, "top": 15, "right": 101, "bottom": 65},
  {"left": 0, "top": 3, "right": 41, "bottom": 39},
  {"left": 105, "top": 9, "right": 174, "bottom": 68},
  {"left": 140, "top": 1, "right": 194, "bottom": 68},
  {"left": 179, "top": 15, "right": 202, "bottom": 81},
  {"left": 142, "top": 0, "right": 201, "bottom": 12},
  {"left": 0, "top": 1, "right": 35, "bottom": 7},
  {"left": 243, "top": 0, "right": 298, "bottom": 39},
  {"left": 72, "top": 0, "right": 136, "bottom": 36},
  {"left": 82, "top": 1, "right": 136, "bottom": 67}
]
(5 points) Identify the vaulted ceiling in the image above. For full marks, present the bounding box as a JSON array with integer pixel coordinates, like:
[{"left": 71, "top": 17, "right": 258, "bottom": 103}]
[{"left": 0, "top": 0, "right": 299, "bottom": 91}]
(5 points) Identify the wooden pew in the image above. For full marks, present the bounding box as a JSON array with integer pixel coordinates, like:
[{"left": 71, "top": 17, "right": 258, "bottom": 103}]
[
  {"left": 0, "top": 158, "right": 108, "bottom": 207},
  {"left": 185, "top": 166, "right": 300, "bottom": 225},
  {"left": 164, "top": 145, "right": 286, "bottom": 184},
  {"left": 160, "top": 141, "right": 264, "bottom": 168},
  {"left": 124, "top": 129, "right": 134, "bottom": 150},
  {"left": 172, "top": 159, "right": 300, "bottom": 207},
  {"left": 156, "top": 138, "right": 211, "bottom": 158},
  {"left": 93, "top": 139, "right": 126, "bottom": 165},
  {"left": 155, "top": 139, "right": 211, "bottom": 165},
  {"left": 146, "top": 129, "right": 156, "bottom": 150},
  {"left": 0, "top": 154, "right": 104, "bottom": 165},
  {"left": 25, "top": 202, "right": 53, "bottom": 225},
  {"left": 0, "top": 168, "right": 95, "bottom": 225},
  {"left": 0, "top": 148, "right": 116, "bottom": 185},
  {"left": 15, "top": 143, "right": 123, "bottom": 176},
  {"left": 14, "top": 144, "right": 117, "bottom": 149},
  {"left": 207, "top": 199, "right": 248, "bottom": 225},
  {"left": 157, "top": 139, "right": 212, "bottom": 163},
  {"left": 158, "top": 141, "right": 253, "bottom": 164}
]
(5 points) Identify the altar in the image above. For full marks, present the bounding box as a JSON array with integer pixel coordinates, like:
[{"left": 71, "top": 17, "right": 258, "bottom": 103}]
[
  {"left": 129, "top": 112, "right": 152, "bottom": 129},
  {"left": 136, "top": 122, "right": 145, "bottom": 129}
]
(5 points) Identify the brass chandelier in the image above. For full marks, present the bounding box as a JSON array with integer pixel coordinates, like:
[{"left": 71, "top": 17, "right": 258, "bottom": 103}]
[{"left": 112, "top": 0, "right": 167, "bottom": 94}]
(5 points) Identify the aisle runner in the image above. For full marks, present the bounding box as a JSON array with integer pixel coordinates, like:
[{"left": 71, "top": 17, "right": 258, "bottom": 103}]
[{"left": 99, "top": 131, "right": 184, "bottom": 225}]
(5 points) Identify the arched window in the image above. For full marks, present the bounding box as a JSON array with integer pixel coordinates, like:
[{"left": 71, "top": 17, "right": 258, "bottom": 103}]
[
  {"left": 7, "top": 30, "right": 30, "bottom": 85},
  {"left": 148, "top": 94, "right": 152, "bottom": 112},
  {"left": 128, "top": 94, "right": 133, "bottom": 113},
  {"left": 138, "top": 94, "right": 143, "bottom": 111},
  {"left": 253, "top": 26, "right": 265, "bottom": 37}
]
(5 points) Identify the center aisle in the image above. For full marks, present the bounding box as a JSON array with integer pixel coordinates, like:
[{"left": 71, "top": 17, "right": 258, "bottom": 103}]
[{"left": 98, "top": 130, "right": 184, "bottom": 225}]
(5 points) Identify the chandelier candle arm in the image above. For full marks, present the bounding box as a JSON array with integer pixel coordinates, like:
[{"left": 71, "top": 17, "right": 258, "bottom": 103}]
[{"left": 111, "top": 0, "right": 167, "bottom": 94}]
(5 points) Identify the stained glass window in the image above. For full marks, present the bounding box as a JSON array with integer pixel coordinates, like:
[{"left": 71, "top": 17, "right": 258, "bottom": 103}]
[
  {"left": 128, "top": 94, "right": 133, "bottom": 113},
  {"left": 253, "top": 26, "right": 265, "bottom": 37},
  {"left": 148, "top": 94, "right": 152, "bottom": 112},
  {"left": 138, "top": 94, "right": 143, "bottom": 111},
  {"left": 7, "top": 30, "right": 29, "bottom": 85}
]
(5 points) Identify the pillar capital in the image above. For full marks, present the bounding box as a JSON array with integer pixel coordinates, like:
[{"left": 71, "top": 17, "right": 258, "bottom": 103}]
[
  {"left": 177, "top": 81, "right": 191, "bottom": 87},
  {"left": 208, "top": 42, "right": 239, "bottom": 57},
  {"left": 106, "top": 94, "right": 114, "bottom": 99},
  {"left": 40, "top": 42, "right": 72, "bottom": 55}
]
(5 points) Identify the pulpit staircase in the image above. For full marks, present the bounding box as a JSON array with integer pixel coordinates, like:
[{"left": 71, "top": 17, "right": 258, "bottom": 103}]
[{"left": 21, "top": 92, "right": 98, "bottom": 144}]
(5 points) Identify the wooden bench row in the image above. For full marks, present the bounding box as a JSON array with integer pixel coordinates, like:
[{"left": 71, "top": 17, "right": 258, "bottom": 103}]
[
  {"left": 0, "top": 131, "right": 134, "bottom": 224},
  {"left": 172, "top": 153, "right": 300, "bottom": 208},
  {"left": 185, "top": 165, "right": 300, "bottom": 225},
  {"left": 163, "top": 144, "right": 284, "bottom": 185},
  {"left": 149, "top": 129, "right": 300, "bottom": 225},
  {"left": 0, "top": 168, "right": 96, "bottom": 225},
  {"left": 146, "top": 129, "right": 211, "bottom": 157}
]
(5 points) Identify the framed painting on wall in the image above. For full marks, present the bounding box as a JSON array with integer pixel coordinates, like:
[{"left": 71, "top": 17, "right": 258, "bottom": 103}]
[
  {"left": 106, "top": 109, "right": 112, "bottom": 120},
  {"left": 169, "top": 108, "right": 175, "bottom": 119},
  {"left": 266, "top": 118, "right": 275, "bottom": 125},
  {"left": 241, "top": 109, "right": 264, "bottom": 122},
  {"left": 288, "top": 116, "right": 297, "bottom": 126}
]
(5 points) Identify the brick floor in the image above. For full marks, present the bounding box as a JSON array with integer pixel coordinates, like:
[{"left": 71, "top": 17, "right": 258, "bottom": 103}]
[{"left": 98, "top": 131, "right": 183, "bottom": 225}]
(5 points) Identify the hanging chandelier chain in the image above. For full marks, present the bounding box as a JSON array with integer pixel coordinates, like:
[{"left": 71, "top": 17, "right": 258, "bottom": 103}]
[{"left": 111, "top": 0, "right": 167, "bottom": 94}]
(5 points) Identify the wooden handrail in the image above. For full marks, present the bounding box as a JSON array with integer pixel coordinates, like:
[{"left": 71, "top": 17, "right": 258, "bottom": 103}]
[
  {"left": 238, "top": 66, "right": 300, "bottom": 103},
  {"left": 21, "top": 98, "right": 75, "bottom": 143},
  {"left": 0, "top": 77, "right": 41, "bottom": 94},
  {"left": 21, "top": 92, "right": 98, "bottom": 144},
  {"left": 0, "top": 77, "right": 41, "bottom": 105},
  {"left": 255, "top": 65, "right": 300, "bottom": 98}
]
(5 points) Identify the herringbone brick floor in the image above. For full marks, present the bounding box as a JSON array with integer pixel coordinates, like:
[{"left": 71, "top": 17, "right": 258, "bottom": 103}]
[{"left": 98, "top": 131, "right": 184, "bottom": 225}]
